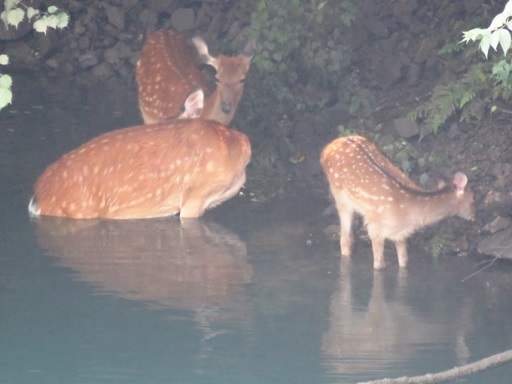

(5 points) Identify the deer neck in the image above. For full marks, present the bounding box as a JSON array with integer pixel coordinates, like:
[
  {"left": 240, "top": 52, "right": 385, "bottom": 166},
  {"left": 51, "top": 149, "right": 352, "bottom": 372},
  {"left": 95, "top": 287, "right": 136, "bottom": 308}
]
[{"left": 401, "top": 186, "right": 459, "bottom": 228}]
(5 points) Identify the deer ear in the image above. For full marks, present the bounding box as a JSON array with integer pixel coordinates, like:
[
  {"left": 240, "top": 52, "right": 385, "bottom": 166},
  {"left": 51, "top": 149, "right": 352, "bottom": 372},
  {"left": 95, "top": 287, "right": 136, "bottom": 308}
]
[
  {"left": 242, "top": 40, "right": 256, "bottom": 59},
  {"left": 453, "top": 172, "right": 468, "bottom": 192},
  {"left": 181, "top": 88, "right": 204, "bottom": 119},
  {"left": 191, "top": 36, "right": 218, "bottom": 68}
]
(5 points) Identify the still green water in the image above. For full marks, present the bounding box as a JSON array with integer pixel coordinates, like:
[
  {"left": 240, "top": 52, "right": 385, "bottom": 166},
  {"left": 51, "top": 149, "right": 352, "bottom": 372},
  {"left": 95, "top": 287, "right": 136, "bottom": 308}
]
[{"left": 0, "top": 75, "right": 511, "bottom": 384}]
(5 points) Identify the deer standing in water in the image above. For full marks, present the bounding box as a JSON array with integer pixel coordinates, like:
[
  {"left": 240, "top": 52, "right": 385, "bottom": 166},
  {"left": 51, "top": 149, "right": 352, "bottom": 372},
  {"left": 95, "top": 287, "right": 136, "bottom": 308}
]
[
  {"left": 136, "top": 29, "right": 254, "bottom": 125},
  {"left": 28, "top": 89, "right": 251, "bottom": 219},
  {"left": 320, "top": 135, "right": 475, "bottom": 269}
]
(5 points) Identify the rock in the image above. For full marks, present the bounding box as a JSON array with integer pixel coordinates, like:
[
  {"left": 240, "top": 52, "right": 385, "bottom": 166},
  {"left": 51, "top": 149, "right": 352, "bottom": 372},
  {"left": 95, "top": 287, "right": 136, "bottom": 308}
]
[
  {"left": 463, "top": 0, "right": 482, "bottom": 14},
  {"left": 413, "top": 35, "right": 440, "bottom": 64},
  {"left": 139, "top": 9, "right": 158, "bottom": 33},
  {"left": 450, "top": 235, "right": 470, "bottom": 253},
  {"left": 394, "top": 117, "right": 420, "bottom": 138},
  {"left": 104, "top": 42, "right": 132, "bottom": 64},
  {"left": 72, "top": 20, "right": 87, "bottom": 35},
  {"left": 447, "top": 122, "right": 460, "bottom": 139},
  {"left": 170, "top": 8, "right": 197, "bottom": 31},
  {"left": 483, "top": 190, "right": 512, "bottom": 211},
  {"left": 45, "top": 58, "right": 59, "bottom": 70},
  {"left": 360, "top": 0, "right": 382, "bottom": 16},
  {"left": 478, "top": 228, "right": 512, "bottom": 260},
  {"left": 103, "top": 4, "right": 125, "bottom": 31},
  {"left": 33, "top": 30, "right": 59, "bottom": 59},
  {"left": 78, "top": 36, "right": 90, "bottom": 51},
  {"left": 67, "top": 0, "right": 86, "bottom": 13},
  {"left": 91, "top": 62, "right": 113, "bottom": 78},
  {"left": 362, "top": 16, "right": 389, "bottom": 39},
  {"left": 379, "top": 54, "right": 407, "bottom": 88},
  {"left": 46, "top": 52, "right": 74, "bottom": 75},
  {"left": 121, "top": 0, "right": 139, "bottom": 8},
  {"left": 78, "top": 52, "right": 99, "bottom": 68},
  {"left": 482, "top": 216, "right": 511, "bottom": 234},
  {"left": 350, "top": 21, "right": 371, "bottom": 50},
  {"left": 146, "top": 0, "right": 175, "bottom": 13},
  {"left": 405, "top": 63, "right": 420, "bottom": 86},
  {"left": 490, "top": 163, "right": 512, "bottom": 178},
  {"left": 392, "top": 0, "right": 419, "bottom": 27}
]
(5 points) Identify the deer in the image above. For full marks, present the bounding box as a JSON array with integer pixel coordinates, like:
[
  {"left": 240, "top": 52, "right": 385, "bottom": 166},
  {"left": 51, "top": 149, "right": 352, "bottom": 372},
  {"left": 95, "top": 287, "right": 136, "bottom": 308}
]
[
  {"left": 28, "top": 89, "right": 251, "bottom": 219},
  {"left": 136, "top": 29, "right": 254, "bottom": 125},
  {"left": 320, "top": 135, "right": 475, "bottom": 270}
]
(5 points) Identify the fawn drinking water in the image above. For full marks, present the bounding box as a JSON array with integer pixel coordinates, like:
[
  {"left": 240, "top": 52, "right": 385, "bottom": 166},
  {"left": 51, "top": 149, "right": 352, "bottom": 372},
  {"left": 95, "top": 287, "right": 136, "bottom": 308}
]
[{"left": 320, "top": 135, "right": 475, "bottom": 269}]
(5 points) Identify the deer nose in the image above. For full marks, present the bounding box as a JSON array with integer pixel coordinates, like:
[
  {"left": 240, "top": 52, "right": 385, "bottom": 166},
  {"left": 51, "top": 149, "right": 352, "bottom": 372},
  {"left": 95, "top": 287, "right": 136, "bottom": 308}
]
[{"left": 221, "top": 101, "right": 232, "bottom": 114}]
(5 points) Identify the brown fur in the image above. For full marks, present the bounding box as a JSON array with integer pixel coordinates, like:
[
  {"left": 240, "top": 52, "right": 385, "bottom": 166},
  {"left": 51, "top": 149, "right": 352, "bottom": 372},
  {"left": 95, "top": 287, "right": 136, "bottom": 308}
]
[
  {"left": 320, "top": 135, "right": 475, "bottom": 269},
  {"left": 136, "top": 29, "right": 253, "bottom": 125},
  {"left": 30, "top": 119, "right": 251, "bottom": 219}
]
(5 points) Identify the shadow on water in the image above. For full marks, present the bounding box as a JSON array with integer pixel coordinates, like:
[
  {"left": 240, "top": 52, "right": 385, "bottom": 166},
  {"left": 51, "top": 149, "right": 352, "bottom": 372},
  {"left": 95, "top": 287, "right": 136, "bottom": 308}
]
[{"left": 1, "top": 73, "right": 512, "bottom": 383}]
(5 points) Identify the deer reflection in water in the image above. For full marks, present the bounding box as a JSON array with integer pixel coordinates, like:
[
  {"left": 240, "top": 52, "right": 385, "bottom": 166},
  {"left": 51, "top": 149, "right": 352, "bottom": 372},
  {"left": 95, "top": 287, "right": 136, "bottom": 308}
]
[
  {"left": 33, "top": 217, "right": 252, "bottom": 331},
  {"left": 322, "top": 258, "right": 474, "bottom": 380}
]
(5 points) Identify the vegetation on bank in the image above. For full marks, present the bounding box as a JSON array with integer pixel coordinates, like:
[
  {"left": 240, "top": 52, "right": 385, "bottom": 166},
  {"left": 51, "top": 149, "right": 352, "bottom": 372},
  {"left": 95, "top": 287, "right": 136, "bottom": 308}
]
[{"left": 0, "top": 0, "right": 68, "bottom": 110}]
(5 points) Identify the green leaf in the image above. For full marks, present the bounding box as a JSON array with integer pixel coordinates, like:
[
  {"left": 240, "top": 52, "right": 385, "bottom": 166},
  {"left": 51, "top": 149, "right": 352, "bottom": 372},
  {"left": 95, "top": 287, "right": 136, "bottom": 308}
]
[
  {"left": 0, "top": 75, "right": 13, "bottom": 109},
  {"left": 492, "top": 59, "right": 510, "bottom": 84},
  {"left": 56, "top": 13, "right": 69, "bottom": 28},
  {"left": 490, "top": 29, "right": 501, "bottom": 51},
  {"left": 459, "top": 90, "right": 475, "bottom": 108},
  {"left": 438, "top": 42, "right": 463, "bottom": 55},
  {"left": 4, "top": 0, "right": 21, "bottom": 12},
  {"left": 461, "top": 28, "right": 486, "bottom": 43},
  {"left": 43, "top": 14, "right": 59, "bottom": 29},
  {"left": 0, "top": 74, "right": 12, "bottom": 88},
  {"left": 488, "top": 12, "right": 508, "bottom": 31},
  {"left": 0, "top": 89, "right": 13, "bottom": 109},
  {"left": 33, "top": 18, "right": 48, "bottom": 34},
  {"left": 27, "top": 7, "right": 40, "bottom": 20},
  {"left": 6, "top": 8, "right": 25, "bottom": 28},
  {"left": 48, "top": 6, "right": 58, "bottom": 14},
  {"left": 0, "top": 54, "right": 9, "bottom": 65},
  {"left": 498, "top": 28, "right": 511, "bottom": 56},
  {"left": 479, "top": 33, "right": 491, "bottom": 58}
]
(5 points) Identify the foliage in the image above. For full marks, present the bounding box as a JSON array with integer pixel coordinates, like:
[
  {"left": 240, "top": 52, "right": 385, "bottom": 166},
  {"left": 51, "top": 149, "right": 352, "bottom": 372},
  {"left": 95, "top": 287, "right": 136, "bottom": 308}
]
[
  {"left": 408, "top": 63, "right": 490, "bottom": 134},
  {"left": 0, "top": 55, "right": 12, "bottom": 110},
  {"left": 244, "top": 0, "right": 360, "bottom": 128},
  {"left": 250, "top": 0, "right": 358, "bottom": 75},
  {"left": 409, "top": 1, "right": 512, "bottom": 134},
  {"left": 0, "top": 0, "right": 69, "bottom": 111},
  {"left": 438, "top": 42, "right": 464, "bottom": 55},
  {"left": 428, "top": 233, "right": 447, "bottom": 259},
  {"left": 461, "top": 1, "right": 512, "bottom": 58}
]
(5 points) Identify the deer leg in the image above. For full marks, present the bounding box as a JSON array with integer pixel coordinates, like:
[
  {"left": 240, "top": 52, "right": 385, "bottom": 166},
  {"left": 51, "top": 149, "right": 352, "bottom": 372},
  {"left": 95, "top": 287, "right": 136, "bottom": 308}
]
[
  {"left": 369, "top": 233, "right": 386, "bottom": 270},
  {"left": 395, "top": 239, "right": 408, "bottom": 268},
  {"left": 179, "top": 197, "right": 207, "bottom": 219},
  {"left": 338, "top": 207, "right": 354, "bottom": 257}
]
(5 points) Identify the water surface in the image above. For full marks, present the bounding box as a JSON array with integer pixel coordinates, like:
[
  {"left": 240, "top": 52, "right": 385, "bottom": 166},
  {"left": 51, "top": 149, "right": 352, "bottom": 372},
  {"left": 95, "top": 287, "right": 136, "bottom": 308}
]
[{"left": 1, "top": 74, "right": 511, "bottom": 384}]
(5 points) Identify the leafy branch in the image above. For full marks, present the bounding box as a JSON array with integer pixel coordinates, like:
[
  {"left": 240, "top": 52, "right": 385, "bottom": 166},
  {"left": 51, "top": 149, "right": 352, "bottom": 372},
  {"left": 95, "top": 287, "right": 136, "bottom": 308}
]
[
  {"left": 0, "top": 0, "right": 69, "bottom": 110},
  {"left": 409, "top": 1, "right": 512, "bottom": 134},
  {"left": 461, "top": 1, "right": 512, "bottom": 58},
  {"left": 408, "top": 63, "right": 489, "bottom": 134}
]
